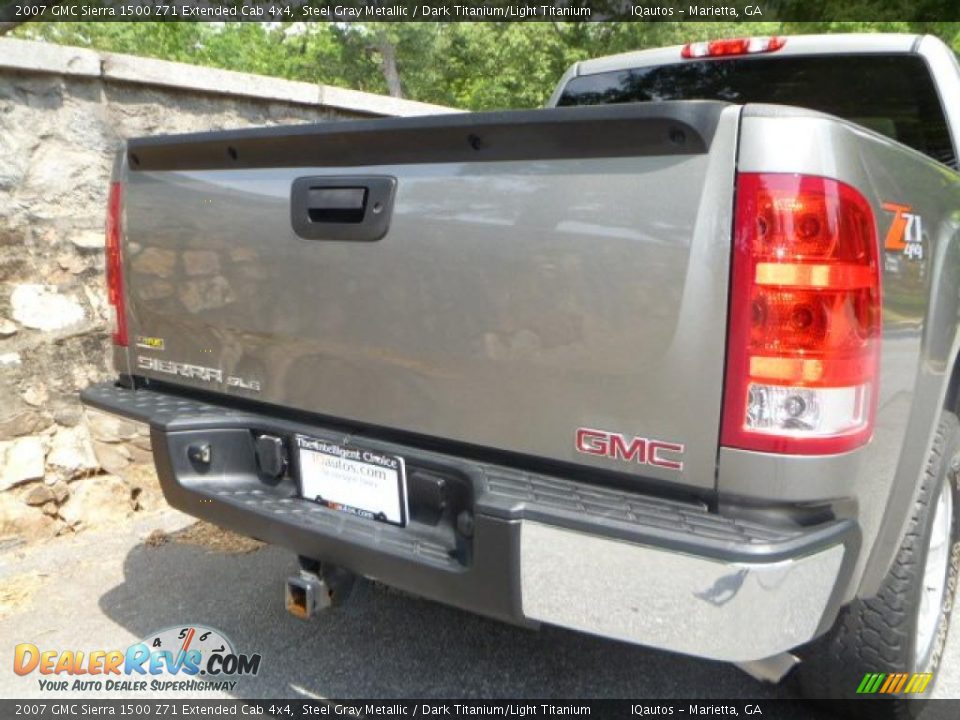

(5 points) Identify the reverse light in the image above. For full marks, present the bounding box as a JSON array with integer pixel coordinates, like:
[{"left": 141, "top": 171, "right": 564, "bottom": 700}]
[
  {"left": 105, "top": 181, "right": 128, "bottom": 347},
  {"left": 681, "top": 37, "right": 786, "bottom": 59},
  {"left": 721, "top": 173, "right": 881, "bottom": 455}
]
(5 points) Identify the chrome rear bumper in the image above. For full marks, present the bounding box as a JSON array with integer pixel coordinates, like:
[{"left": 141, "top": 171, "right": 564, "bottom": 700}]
[{"left": 521, "top": 521, "right": 844, "bottom": 662}]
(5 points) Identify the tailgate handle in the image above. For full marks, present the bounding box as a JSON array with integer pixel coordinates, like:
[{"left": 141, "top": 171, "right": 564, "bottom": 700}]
[
  {"left": 306, "top": 187, "right": 367, "bottom": 223},
  {"left": 291, "top": 175, "right": 396, "bottom": 242}
]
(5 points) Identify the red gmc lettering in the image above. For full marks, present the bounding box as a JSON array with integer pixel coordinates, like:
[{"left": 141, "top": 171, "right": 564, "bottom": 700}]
[
  {"left": 610, "top": 435, "right": 647, "bottom": 463},
  {"left": 649, "top": 441, "right": 684, "bottom": 471},
  {"left": 576, "top": 428, "right": 684, "bottom": 472},
  {"left": 575, "top": 428, "right": 609, "bottom": 456}
]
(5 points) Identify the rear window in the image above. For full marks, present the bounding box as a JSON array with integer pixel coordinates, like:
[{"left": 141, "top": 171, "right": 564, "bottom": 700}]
[{"left": 557, "top": 55, "right": 956, "bottom": 168}]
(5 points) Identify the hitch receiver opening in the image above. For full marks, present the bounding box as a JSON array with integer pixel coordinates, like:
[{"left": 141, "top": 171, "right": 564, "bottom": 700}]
[
  {"left": 285, "top": 570, "right": 331, "bottom": 619},
  {"left": 285, "top": 562, "right": 356, "bottom": 619}
]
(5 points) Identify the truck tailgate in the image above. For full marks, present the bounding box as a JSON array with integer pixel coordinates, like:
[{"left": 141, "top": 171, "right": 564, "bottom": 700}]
[{"left": 121, "top": 101, "right": 737, "bottom": 489}]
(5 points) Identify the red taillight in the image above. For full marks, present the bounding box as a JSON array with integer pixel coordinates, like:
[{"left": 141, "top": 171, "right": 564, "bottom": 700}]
[
  {"left": 721, "top": 173, "right": 881, "bottom": 455},
  {"left": 105, "top": 182, "right": 128, "bottom": 347},
  {"left": 682, "top": 37, "right": 786, "bottom": 59}
]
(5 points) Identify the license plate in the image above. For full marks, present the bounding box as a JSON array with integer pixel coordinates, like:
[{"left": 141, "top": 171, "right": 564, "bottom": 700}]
[{"left": 295, "top": 435, "right": 408, "bottom": 526}]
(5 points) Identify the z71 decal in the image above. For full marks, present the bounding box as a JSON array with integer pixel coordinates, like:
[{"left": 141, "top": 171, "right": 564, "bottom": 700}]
[
  {"left": 575, "top": 427, "right": 684, "bottom": 471},
  {"left": 882, "top": 202, "right": 924, "bottom": 260}
]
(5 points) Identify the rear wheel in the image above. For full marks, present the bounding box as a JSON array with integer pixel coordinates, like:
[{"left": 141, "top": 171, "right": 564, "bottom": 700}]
[{"left": 795, "top": 413, "right": 960, "bottom": 717}]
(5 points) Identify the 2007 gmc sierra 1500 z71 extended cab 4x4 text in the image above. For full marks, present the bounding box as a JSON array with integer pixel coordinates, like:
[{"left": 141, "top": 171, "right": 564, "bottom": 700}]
[{"left": 81, "top": 33, "right": 960, "bottom": 709}]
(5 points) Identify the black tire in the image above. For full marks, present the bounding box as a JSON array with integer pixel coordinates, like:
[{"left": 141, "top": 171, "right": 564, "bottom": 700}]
[{"left": 795, "top": 413, "right": 960, "bottom": 718}]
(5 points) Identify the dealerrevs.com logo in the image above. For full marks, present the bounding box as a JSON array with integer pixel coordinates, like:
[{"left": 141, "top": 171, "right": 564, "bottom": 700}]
[{"left": 14, "top": 625, "right": 262, "bottom": 693}]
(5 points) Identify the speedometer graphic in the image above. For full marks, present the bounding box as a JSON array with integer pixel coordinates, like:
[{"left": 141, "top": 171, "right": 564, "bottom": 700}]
[{"left": 141, "top": 625, "right": 235, "bottom": 664}]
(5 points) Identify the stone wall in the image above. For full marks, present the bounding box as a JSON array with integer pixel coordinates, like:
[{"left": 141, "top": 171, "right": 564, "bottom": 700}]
[{"left": 0, "top": 38, "right": 455, "bottom": 544}]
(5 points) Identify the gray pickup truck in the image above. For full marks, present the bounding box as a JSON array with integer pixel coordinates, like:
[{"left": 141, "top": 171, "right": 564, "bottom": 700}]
[{"left": 82, "top": 33, "right": 960, "bottom": 708}]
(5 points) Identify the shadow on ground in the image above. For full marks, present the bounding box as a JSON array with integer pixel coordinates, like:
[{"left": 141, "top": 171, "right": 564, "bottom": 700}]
[{"left": 98, "top": 535, "right": 830, "bottom": 713}]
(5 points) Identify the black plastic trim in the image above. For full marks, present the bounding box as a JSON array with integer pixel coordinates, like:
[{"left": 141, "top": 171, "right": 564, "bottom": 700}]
[
  {"left": 125, "top": 101, "right": 728, "bottom": 172},
  {"left": 149, "top": 428, "right": 526, "bottom": 625}
]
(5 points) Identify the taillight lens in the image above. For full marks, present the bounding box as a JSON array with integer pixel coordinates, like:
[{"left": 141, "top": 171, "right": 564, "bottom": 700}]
[
  {"left": 105, "top": 182, "right": 128, "bottom": 347},
  {"left": 721, "top": 173, "right": 881, "bottom": 454},
  {"left": 681, "top": 37, "right": 786, "bottom": 59}
]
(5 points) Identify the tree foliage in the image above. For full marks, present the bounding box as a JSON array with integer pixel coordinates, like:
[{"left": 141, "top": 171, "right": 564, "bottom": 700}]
[{"left": 13, "top": 20, "right": 960, "bottom": 110}]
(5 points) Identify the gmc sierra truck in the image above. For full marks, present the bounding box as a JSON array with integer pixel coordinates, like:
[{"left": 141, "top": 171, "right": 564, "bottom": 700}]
[{"left": 82, "top": 34, "right": 960, "bottom": 709}]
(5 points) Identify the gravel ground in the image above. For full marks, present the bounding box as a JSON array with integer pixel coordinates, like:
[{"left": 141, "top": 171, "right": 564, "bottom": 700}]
[{"left": 1, "top": 508, "right": 958, "bottom": 717}]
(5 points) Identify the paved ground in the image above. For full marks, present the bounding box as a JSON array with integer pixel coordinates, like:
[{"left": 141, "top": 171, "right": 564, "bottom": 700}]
[{"left": 2, "top": 508, "right": 959, "bottom": 715}]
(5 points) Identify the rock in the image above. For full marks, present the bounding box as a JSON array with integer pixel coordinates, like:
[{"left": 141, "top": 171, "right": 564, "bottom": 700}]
[
  {"left": 0, "top": 129, "right": 30, "bottom": 191},
  {"left": 57, "top": 253, "right": 86, "bottom": 274},
  {"left": 0, "top": 248, "right": 27, "bottom": 280},
  {"left": 127, "top": 444, "right": 154, "bottom": 465},
  {"left": 23, "top": 144, "right": 99, "bottom": 215},
  {"left": 80, "top": 284, "right": 108, "bottom": 324},
  {"left": 0, "top": 436, "right": 45, "bottom": 491},
  {"left": 53, "top": 405, "right": 83, "bottom": 427},
  {"left": 0, "top": 493, "right": 56, "bottom": 543},
  {"left": 71, "top": 364, "right": 99, "bottom": 391},
  {"left": 0, "top": 411, "right": 54, "bottom": 440},
  {"left": 0, "top": 374, "right": 22, "bottom": 407},
  {"left": 183, "top": 250, "right": 220, "bottom": 277},
  {"left": 20, "top": 384, "right": 48, "bottom": 408},
  {"left": 46, "top": 426, "right": 99, "bottom": 481},
  {"left": 0, "top": 221, "right": 23, "bottom": 248},
  {"left": 125, "top": 464, "right": 163, "bottom": 512},
  {"left": 0, "top": 352, "right": 21, "bottom": 367},
  {"left": 41, "top": 501, "right": 59, "bottom": 517},
  {"left": 85, "top": 410, "right": 139, "bottom": 443},
  {"left": 71, "top": 230, "right": 105, "bottom": 250},
  {"left": 59, "top": 474, "right": 133, "bottom": 529},
  {"left": 10, "top": 284, "right": 85, "bottom": 332},
  {"left": 125, "top": 442, "right": 153, "bottom": 465},
  {"left": 92, "top": 440, "right": 131, "bottom": 476},
  {"left": 129, "top": 433, "right": 153, "bottom": 453},
  {"left": 24, "top": 484, "right": 54, "bottom": 507},
  {"left": 0, "top": 318, "right": 16, "bottom": 337},
  {"left": 51, "top": 481, "right": 69, "bottom": 504}
]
